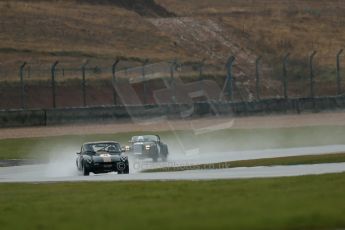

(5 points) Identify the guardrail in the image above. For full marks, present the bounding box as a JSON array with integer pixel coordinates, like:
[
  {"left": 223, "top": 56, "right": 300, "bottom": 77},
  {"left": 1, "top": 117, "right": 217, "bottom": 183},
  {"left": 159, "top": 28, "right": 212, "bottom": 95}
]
[{"left": 1, "top": 96, "right": 344, "bottom": 128}]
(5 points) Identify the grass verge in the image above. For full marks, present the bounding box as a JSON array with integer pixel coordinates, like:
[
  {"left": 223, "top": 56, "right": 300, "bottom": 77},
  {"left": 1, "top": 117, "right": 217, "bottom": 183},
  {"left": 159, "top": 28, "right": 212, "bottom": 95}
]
[
  {"left": 1, "top": 173, "right": 345, "bottom": 230},
  {"left": 1, "top": 125, "right": 345, "bottom": 160},
  {"left": 143, "top": 152, "right": 345, "bottom": 173}
]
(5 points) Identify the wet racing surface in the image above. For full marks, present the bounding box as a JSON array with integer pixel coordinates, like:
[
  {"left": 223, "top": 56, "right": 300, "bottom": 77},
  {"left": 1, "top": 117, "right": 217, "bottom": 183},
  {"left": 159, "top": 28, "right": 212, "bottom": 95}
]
[{"left": 1, "top": 145, "right": 345, "bottom": 183}]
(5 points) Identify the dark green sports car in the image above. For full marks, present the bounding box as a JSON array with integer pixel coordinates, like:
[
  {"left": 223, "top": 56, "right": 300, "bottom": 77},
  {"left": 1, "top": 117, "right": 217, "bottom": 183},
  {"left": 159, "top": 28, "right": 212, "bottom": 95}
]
[{"left": 76, "top": 141, "right": 129, "bottom": 176}]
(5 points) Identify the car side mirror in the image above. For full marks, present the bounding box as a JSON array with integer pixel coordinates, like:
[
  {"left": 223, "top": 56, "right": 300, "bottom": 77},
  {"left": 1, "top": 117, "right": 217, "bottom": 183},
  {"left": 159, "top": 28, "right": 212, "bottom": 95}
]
[{"left": 76, "top": 152, "right": 80, "bottom": 155}]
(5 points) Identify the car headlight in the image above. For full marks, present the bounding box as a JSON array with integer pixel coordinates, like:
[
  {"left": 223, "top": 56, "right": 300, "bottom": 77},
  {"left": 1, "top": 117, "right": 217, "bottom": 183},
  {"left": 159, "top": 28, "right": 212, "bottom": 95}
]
[
  {"left": 86, "top": 158, "right": 93, "bottom": 164},
  {"left": 125, "top": 146, "right": 130, "bottom": 151},
  {"left": 145, "top": 145, "right": 151, "bottom": 150}
]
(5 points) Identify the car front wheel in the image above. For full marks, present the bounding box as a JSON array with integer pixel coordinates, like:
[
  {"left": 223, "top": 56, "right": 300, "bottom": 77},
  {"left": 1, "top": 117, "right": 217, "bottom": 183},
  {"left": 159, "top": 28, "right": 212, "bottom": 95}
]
[
  {"left": 117, "top": 162, "right": 129, "bottom": 174},
  {"left": 152, "top": 155, "right": 158, "bottom": 162},
  {"left": 82, "top": 163, "right": 90, "bottom": 176}
]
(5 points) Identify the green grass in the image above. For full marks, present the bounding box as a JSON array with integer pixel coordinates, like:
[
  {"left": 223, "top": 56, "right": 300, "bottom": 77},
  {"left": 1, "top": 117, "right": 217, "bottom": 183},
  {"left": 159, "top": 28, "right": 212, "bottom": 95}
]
[
  {"left": 144, "top": 152, "right": 345, "bottom": 173},
  {"left": 1, "top": 173, "right": 345, "bottom": 230},
  {"left": 0, "top": 131, "right": 146, "bottom": 160},
  {"left": 1, "top": 125, "right": 345, "bottom": 160}
]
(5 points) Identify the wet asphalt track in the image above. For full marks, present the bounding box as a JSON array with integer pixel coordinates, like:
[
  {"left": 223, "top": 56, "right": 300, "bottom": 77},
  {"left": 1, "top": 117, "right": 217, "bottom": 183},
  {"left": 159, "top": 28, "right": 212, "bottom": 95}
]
[{"left": 1, "top": 145, "right": 345, "bottom": 183}]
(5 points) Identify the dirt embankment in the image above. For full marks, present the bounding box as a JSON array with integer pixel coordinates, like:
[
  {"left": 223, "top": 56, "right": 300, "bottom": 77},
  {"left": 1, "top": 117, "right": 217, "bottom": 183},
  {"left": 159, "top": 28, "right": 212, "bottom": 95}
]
[{"left": 77, "top": 0, "right": 175, "bottom": 17}]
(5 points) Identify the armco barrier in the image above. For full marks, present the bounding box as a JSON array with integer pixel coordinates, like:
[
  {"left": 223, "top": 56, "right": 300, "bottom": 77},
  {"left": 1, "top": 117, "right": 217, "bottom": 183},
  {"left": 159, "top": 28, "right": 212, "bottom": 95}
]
[
  {"left": 0, "top": 109, "right": 46, "bottom": 127},
  {"left": 45, "top": 105, "right": 171, "bottom": 125},
  {"left": 1, "top": 96, "right": 345, "bottom": 128},
  {"left": 192, "top": 96, "right": 345, "bottom": 116},
  {"left": 45, "top": 106, "right": 128, "bottom": 125}
]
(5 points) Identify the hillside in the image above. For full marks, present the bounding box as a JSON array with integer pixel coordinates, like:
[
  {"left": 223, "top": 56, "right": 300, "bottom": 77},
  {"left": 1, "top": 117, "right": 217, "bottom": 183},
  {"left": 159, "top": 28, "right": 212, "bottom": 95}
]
[
  {"left": 0, "top": 0, "right": 182, "bottom": 67},
  {"left": 1, "top": 0, "right": 345, "bottom": 63},
  {"left": 0, "top": 0, "right": 345, "bottom": 93}
]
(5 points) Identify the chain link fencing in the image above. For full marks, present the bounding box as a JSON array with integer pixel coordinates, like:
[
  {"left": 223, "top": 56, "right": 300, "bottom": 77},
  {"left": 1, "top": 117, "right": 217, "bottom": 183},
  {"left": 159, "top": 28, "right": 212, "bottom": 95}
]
[{"left": 0, "top": 51, "right": 344, "bottom": 110}]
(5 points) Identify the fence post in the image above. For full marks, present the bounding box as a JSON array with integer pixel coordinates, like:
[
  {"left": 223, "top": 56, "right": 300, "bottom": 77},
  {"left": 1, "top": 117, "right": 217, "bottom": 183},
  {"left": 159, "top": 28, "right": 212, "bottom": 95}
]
[
  {"left": 199, "top": 60, "right": 205, "bottom": 99},
  {"left": 19, "top": 62, "right": 27, "bottom": 109},
  {"left": 142, "top": 59, "right": 149, "bottom": 105},
  {"left": 283, "top": 53, "right": 290, "bottom": 100},
  {"left": 255, "top": 56, "right": 262, "bottom": 100},
  {"left": 226, "top": 56, "right": 235, "bottom": 101},
  {"left": 309, "top": 51, "right": 317, "bottom": 98},
  {"left": 51, "top": 61, "right": 59, "bottom": 108},
  {"left": 81, "top": 61, "right": 88, "bottom": 107},
  {"left": 170, "top": 59, "right": 177, "bottom": 103},
  {"left": 337, "top": 49, "right": 343, "bottom": 95},
  {"left": 112, "top": 59, "right": 120, "bottom": 105}
]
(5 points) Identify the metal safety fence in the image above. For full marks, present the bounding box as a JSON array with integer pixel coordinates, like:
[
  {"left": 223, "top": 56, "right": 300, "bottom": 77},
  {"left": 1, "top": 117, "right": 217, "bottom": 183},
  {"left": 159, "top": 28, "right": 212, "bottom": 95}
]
[{"left": 0, "top": 50, "right": 344, "bottom": 110}]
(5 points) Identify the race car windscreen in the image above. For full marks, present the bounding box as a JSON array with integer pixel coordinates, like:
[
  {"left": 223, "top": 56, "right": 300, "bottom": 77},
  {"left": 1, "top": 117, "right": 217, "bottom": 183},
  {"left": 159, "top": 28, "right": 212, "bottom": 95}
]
[
  {"left": 86, "top": 143, "right": 122, "bottom": 155},
  {"left": 131, "top": 135, "right": 158, "bottom": 142}
]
